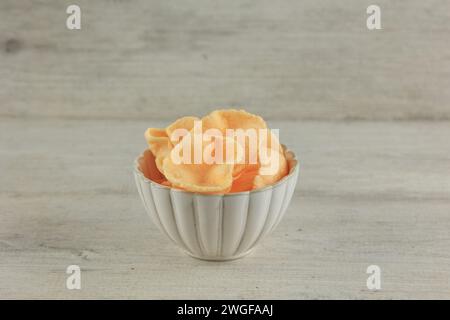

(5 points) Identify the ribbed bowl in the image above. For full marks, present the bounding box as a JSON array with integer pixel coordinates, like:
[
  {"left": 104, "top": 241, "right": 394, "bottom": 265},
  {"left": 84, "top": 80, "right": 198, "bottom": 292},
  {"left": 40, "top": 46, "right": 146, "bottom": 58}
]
[{"left": 134, "top": 149, "right": 299, "bottom": 261}]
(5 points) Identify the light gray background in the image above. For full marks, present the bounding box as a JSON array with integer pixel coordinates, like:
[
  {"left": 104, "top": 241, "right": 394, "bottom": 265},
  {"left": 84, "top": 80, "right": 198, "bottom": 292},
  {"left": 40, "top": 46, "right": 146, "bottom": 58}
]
[{"left": 1, "top": 0, "right": 449, "bottom": 299}]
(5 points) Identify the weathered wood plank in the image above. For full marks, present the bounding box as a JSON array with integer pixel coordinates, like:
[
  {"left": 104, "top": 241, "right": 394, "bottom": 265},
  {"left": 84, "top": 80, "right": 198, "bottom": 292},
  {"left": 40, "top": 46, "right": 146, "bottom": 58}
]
[
  {"left": 1, "top": 119, "right": 449, "bottom": 299},
  {"left": 1, "top": 0, "right": 450, "bottom": 121}
]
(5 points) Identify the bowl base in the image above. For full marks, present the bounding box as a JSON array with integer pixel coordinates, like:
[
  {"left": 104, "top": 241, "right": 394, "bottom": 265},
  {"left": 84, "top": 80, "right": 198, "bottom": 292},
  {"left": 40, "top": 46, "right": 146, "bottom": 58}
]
[{"left": 183, "top": 249, "right": 255, "bottom": 262}]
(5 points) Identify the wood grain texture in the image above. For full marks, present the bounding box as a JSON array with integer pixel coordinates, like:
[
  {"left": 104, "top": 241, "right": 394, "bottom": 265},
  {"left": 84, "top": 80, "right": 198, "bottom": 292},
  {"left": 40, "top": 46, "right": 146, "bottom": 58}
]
[
  {"left": 1, "top": 0, "right": 449, "bottom": 299},
  {"left": 1, "top": 119, "right": 449, "bottom": 299},
  {"left": 1, "top": 0, "right": 450, "bottom": 121}
]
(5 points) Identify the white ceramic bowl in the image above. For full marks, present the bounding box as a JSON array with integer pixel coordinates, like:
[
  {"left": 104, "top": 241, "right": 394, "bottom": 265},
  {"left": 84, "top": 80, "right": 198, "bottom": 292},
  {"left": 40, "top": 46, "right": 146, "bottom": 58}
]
[{"left": 134, "top": 148, "right": 299, "bottom": 261}]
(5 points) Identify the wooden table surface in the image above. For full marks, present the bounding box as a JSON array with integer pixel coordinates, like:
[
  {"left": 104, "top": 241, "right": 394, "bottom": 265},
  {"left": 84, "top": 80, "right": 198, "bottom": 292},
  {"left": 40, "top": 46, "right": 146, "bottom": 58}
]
[{"left": 1, "top": 1, "right": 449, "bottom": 299}]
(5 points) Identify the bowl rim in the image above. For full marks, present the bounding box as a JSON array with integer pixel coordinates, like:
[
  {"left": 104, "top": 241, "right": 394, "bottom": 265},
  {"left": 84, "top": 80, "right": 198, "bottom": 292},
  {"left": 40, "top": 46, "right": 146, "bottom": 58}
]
[{"left": 133, "top": 147, "right": 299, "bottom": 197}]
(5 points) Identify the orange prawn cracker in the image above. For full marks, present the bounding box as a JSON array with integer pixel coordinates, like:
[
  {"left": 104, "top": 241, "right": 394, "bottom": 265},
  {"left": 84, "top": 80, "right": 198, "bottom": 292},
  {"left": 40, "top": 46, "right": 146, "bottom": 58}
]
[
  {"left": 202, "top": 109, "right": 267, "bottom": 178},
  {"left": 162, "top": 133, "right": 235, "bottom": 193},
  {"left": 166, "top": 116, "right": 199, "bottom": 144},
  {"left": 144, "top": 128, "right": 171, "bottom": 173},
  {"left": 138, "top": 150, "right": 171, "bottom": 186},
  {"left": 144, "top": 109, "right": 290, "bottom": 194}
]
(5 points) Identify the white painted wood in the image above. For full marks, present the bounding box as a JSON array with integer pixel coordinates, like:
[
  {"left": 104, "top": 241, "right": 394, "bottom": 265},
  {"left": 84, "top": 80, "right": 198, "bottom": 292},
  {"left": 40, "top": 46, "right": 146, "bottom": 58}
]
[
  {"left": 1, "top": 0, "right": 449, "bottom": 299},
  {"left": 1, "top": 0, "right": 450, "bottom": 121},
  {"left": 1, "top": 119, "right": 449, "bottom": 299}
]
